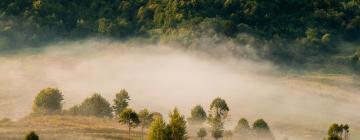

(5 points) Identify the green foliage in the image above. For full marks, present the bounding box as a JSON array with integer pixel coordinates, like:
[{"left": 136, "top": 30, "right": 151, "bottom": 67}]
[
  {"left": 2, "top": 0, "right": 360, "bottom": 70},
  {"left": 325, "top": 123, "right": 350, "bottom": 140},
  {"left": 167, "top": 108, "right": 188, "bottom": 140},
  {"left": 197, "top": 128, "right": 207, "bottom": 140},
  {"left": 148, "top": 116, "right": 167, "bottom": 140},
  {"left": 208, "top": 97, "right": 229, "bottom": 140},
  {"left": 253, "top": 119, "right": 274, "bottom": 140},
  {"left": 113, "top": 89, "right": 130, "bottom": 115},
  {"left": 138, "top": 109, "right": 153, "bottom": 138},
  {"left": 32, "top": 88, "right": 63, "bottom": 115},
  {"left": 210, "top": 97, "right": 229, "bottom": 119},
  {"left": 188, "top": 105, "right": 207, "bottom": 125},
  {"left": 25, "top": 131, "right": 39, "bottom": 140},
  {"left": 235, "top": 118, "right": 250, "bottom": 135},
  {"left": 118, "top": 108, "right": 140, "bottom": 138},
  {"left": 67, "top": 93, "right": 113, "bottom": 118}
]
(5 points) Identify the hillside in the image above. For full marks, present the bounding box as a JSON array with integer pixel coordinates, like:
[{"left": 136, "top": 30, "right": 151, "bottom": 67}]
[{"left": 1, "top": 0, "right": 360, "bottom": 71}]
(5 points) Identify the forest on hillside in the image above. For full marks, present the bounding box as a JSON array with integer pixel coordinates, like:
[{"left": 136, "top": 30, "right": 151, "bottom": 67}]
[{"left": 1, "top": 0, "right": 360, "bottom": 71}]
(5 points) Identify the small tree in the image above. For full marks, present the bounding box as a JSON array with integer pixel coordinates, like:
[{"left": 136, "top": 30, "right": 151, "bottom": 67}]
[
  {"left": 33, "top": 88, "right": 63, "bottom": 115},
  {"left": 235, "top": 118, "right": 250, "bottom": 138},
  {"left": 197, "top": 128, "right": 207, "bottom": 140},
  {"left": 325, "top": 123, "right": 349, "bottom": 140},
  {"left": 167, "top": 108, "right": 188, "bottom": 140},
  {"left": 148, "top": 116, "right": 167, "bottom": 140},
  {"left": 208, "top": 97, "right": 229, "bottom": 140},
  {"left": 138, "top": 109, "right": 153, "bottom": 139},
  {"left": 119, "top": 108, "right": 140, "bottom": 139},
  {"left": 253, "top": 119, "right": 274, "bottom": 140},
  {"left": 188, "top": 105, "right": 207, "bottom": 125},
  {"left": 25, "top": 131, "right": 39, "bottom": 140},
  {"left": 75, "top": 93, "right": 113, "bottom": 117},
  {"left": 113, "top": 89, "right": 130, "bottom": 115}
]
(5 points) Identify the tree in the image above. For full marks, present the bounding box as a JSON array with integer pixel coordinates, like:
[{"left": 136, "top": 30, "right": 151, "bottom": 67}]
[
  {"left": 224, "top": 130, "right": 233, "bottom": 140},
  {"left": 25, "top": 131, "right": 39, "bottom": 140},
  {"left": 33, "top": 88, "right": 63, "bottom": 115},
  {"left": 188, "top": 105, "right": 207, "bottom": 125},
  {"left": 325, "top": 123, "right": 349, "bottom": 140},
  {"left": 138, "top": 109, "right": 153, "bottom": 139},
  {"left": 235, "top": 118, "right": 250, "bottom": 137},
  {"left": 113, "top": 89, "right": 130, "bottom": 115},
  {"left": 167, "top": 108, "right": 188, "bottom": 140},
  {"left": 119, "top": 108, "right": 140, "bottom": 139},
  {"left": 148, "top": 116, "right": 167, "bottom": 140},
  {"left": 208, "top": 97, "right": 229, "bottom": 140},
  {"left": 197, "top": 128, "right": 207, "bottom": 140},
  {"left": 72, "top": 93, "right": 113, "bottom": 117},
  {"left": 253, "top": 119, "right": 274, "bottom": 140}
]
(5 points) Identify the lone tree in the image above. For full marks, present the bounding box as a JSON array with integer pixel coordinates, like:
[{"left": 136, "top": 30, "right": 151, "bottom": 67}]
[
  {"left": 113, "top": 89, "right": 130, "bottom": 115},
  {"left": 25, "top": 131, "right": 39, "bottom": 140},
  {"left": 138, "top": 109, "right": 153, "bottom": 139},
  {"left": 72, "top": 93, "right": 113, "bottom": 117},
  {"left": 208, "top": 97, "right": 229, "bottom": 140},
  {"left": 119, "top": 108, "right": 140, "bottom": 139},
  {"left": 188, "top": 105, "right": 207, "bottom": 125},
  {"left": 235, "top": 118, "right": 250, "bottom": 138},
  {"left": 148, "top": 116, "right": 167, "bottom": 140},
  {"left": 33, "top": 88, "right": 63, "bottom": 115},
  {"left": 167, "top": 108, "right": 188, "bottom": 140},
  {"left": 197, "top": 128, "right": 207, "bottom": 140},
  {"left": 253, "top": 119, "right": 274, "bottom": 140},
  {"left": 325, "top": 123, "right": 349, "bottom": 140}
]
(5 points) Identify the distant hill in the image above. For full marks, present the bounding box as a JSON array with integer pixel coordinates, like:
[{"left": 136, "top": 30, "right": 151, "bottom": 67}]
[{"left": 1, "top": 0, "right": 360, "bottom": 71}]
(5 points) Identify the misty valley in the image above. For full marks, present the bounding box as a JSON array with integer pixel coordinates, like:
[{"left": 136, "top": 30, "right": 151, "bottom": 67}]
[{"left": 1, "top": 0, "right": 360, "bottom": 140}]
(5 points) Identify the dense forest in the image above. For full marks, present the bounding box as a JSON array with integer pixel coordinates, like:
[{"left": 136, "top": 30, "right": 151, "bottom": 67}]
[{"left": 1, "top": 0, "right": 360, "bottom": 70}]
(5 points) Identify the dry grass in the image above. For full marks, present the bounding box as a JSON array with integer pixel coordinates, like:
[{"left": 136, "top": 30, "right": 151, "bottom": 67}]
[{"left": 0, "top": 115, "right": 143, "bottom": 140}]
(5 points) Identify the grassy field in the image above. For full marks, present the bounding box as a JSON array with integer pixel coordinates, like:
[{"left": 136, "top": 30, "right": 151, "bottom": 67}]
[
  {"left": 0, "top": 116, "right": 143, "bottom": 140},
  {"left": 0, "top": 73, "right": 359, "bottom": 140}
]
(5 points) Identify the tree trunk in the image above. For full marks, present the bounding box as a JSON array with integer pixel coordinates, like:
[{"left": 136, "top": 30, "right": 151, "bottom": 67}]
[
  {"left": 128, "top": 123, "right": 131, "bottom": 140},
  {"left": 141, "top": 126, "right": 144, "bottom": 140}
]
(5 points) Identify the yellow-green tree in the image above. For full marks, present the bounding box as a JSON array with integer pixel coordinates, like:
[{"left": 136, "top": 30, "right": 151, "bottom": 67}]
[{"left": 33, "top": 88, "right": 63, "bottom": 115}]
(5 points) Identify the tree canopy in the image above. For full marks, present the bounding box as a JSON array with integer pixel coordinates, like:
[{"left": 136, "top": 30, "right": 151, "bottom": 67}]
[{"left": 32, "top": 87, "right": 63, "bottom": 115}]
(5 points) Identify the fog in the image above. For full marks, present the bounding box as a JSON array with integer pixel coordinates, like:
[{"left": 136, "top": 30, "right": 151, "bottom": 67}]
[{"left": 0, "top": 39, "right": 359, "bottom": 140}]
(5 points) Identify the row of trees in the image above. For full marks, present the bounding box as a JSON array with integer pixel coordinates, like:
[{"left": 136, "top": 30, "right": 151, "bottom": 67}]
[
  {"left": 31, "top": 87, "right": 351, "bottom": 140},
  {"left": 31, "top": 87, "right": 274, "bottom": 139}
]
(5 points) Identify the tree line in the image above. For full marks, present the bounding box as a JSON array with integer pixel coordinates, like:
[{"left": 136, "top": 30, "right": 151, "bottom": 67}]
[
  {"left": 1, "top": 0, "right": 360, "bottom": 71},
  {"left": 27, "top": 87, "right": 351, "bottom": 140}
]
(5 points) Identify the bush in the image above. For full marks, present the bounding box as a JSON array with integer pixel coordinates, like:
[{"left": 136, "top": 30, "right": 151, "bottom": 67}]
[
  {"left": 66, "top": 93, "right": 113, "bottom": 117},
  {"left": 32, "top": 88, "right": 63, "bottom": 115},
  {"left": 25, "top": 131, "right": 39, "bottom": 140}
]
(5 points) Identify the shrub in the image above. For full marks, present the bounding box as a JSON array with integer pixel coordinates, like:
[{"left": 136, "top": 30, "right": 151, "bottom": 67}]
[
  {"left": 66, "top": 93, "right": 113, "bottom": 117},
  {"left": 32, "top": 88, "right": 63, "bottom": 115},
  {"left": 25, "top": 131, "right": 39, "bottom": 140}
]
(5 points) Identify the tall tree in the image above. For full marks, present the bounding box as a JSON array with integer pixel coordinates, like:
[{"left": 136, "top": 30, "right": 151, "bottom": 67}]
[
  {"left": 138, "top": 109, "right": 153, "bottom": 139},
  {"left": 32, "top": 87, "right": 63, "bottom": 115},
  {"left": 167, "top": 108, "right": 188, "bottom": 140},
  {"left": 113, "top": 89, "right": 131, "bottom": 115},
  {"left": 208, "top": 97, "right": 229, "bottom": 140},
  {"left": 118, "top": 108, "right": 140, "bottom": 139},
  {"left": 148, "top": 116, "right": 167, "bottom": 140}
]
